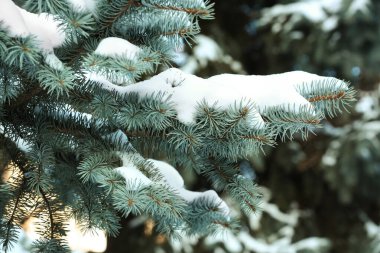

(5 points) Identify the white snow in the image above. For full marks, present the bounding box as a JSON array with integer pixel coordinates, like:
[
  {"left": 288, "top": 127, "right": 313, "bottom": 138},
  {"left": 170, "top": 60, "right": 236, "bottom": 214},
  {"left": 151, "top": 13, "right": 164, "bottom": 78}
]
[
  {"left": 149, "top": 159, "right": 185, "bottom": 189},
  {"left": 261, "top": 202, "right": 298, "bottom": 226},
  {"left": 95, "top": 37, "right": 141, "bottom": 60},
  {"left": 19, "top": 11, "right": 65, "bottom": 51},
  {"left": 0, "top": 125, "right": 31, "bottom": 153},
  {"left": 193, "top": 35, "right": 222, "bottom": 68},
  {"left": 293, "top": 237, "right": 331, "bottom": 251},
  {"left": 362, "top": 216, "right": 380, "bottom": 253},
  {"left": 208, "top": 71, "right": 315, "bottom": 113},
  {"left": 115, "top": 156, "right": 230, "bottom": 215},
  {"left": 260, "top": 0, "right": 342, "bottom": 28},
  {"left": 116, "top": 155, "right": 152, "bottom": 190},
  {"left": 238, "top": 231, "right": 278, "bottom": 253},
  {"left": 115, "top": 165, "right": 152, "bottom": 189},
  {"left": 205, "top": 230, "right": 242, "bottom": 253},
  {"left": 180, "top": 57, "right": 198, "bottom": 74},
  {"left": 347, "top": 0, "right": 370, "bottom": 16},
  {"left": 355, "top": 94, "right": 377, "bottom": 120},
  {"left": 85, "top": 71, "right": 120, "bottom": 90},
  {"left": 90, "top": 68, "right": 348, "bottom": 126},
  {"left": 322, "top": 153, "right": 337, "bottom": 166},
  {"left": 259, "top": 0, "right": 368, "bottom": 32},
  {"left": 66, "top": 0, "right": 98, "bottom": 12},
  {"left": 364, "top": 218, "right": 380, "bottom": 237},
  {"left": 237, "top": 230, "right": 330, "bottom": 253},
  {"left": 170, "top": 231, "right": 199, "bottom": 253},
  {"left": 0, "top": 0, "right": 65, "bottom": 52},
  {"left": 170, "top": 186, "right": 331, "bottom": 253},
  {"left": 14, "top": 138, "right": 32, "bottom": 153},
  {"left": 148, "top": 159, "right": 230, "bottom": 216},
  {"left": 179, "top": 35, "right": 222, "bottom": 74},
  {"left": 263, "top": 0, "right": 342, "bottom": 23},
  {"left": 45, "top": 53, "right": 64, "bottom": 70},
  {"left": 0, "top": 0, "right": 30, "bottom": 36},
  {"left": 321, "top": 16, "right": 339, "bottom": 32},
  {"left": 263, "top": 3, "right": 325, "bottom": 23},
  {"left": 180, "top": 35, "right": 245, "bottom": 75}
]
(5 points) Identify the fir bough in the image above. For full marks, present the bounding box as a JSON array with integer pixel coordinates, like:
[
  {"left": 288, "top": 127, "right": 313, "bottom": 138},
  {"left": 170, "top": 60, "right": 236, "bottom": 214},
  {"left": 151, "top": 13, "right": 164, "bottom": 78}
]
[{"left": 0, "top": 0, "right": 355, "bottom": 251}]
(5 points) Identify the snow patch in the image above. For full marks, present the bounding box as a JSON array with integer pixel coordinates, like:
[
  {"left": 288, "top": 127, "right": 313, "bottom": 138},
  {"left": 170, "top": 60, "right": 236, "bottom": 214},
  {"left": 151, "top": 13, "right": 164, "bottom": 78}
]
[
  {"left": 322, "top": 16, "right": 339, "bottom": 32},
  {"left": 180, "top": 35, "right": 245, "bottom": 75},
  {"left": 116, "top": 155, "right": 152, "bottom": 190},
  {"left": 0, "top": 0, "right": 65, "bottom": 52},
  {"left": 95, "top": 37, "right": 141, "bottom": 60},
  {"left": 355, "top": 95, "right": 377, "bottom": 120},
  {"left": 45, "top": 53, "right": 64, "bottom": 70},
  {"left": 205, "top": 230, "right": 242, "bottom": 253},
  {"left": 207, "top": 71, "right": 315, "bottom": 114},
  {"left": 0, "top": 125, "right": 31, "bottom": 153},
  {"left": 149, "top": 159, "right": 230, "bottom": 216},
  {"left": 293, "top": 238, "right": 331, "bottom": 251},
  {"left": 193, "top": 35, "right": 222, "bottom": 67},
  {"left": 260, "top": 0, "right": 342, "bottom": 25},
  {"left": 66, "top": 0, "right": 98, "bottom": 12},
  {"left": 85, "top": 71, "right": 124, "bottom": 91},
  {"left": 238, "top": 232, "right": 330, "bottom": 253},
  {"left": 148, "top": 159, "right": 184, "bottom": 189},
  {"left": 115, "top": 157, "right": 230, "bottom": 215},
  {"left": 260, "top": 202, "right": 298, "bottom": 226},
  {"left": 89, "top": 68, "right": 347, "bottom": 126},
  {"left": 347, "top": 0, "right": 370, "bottom": 16}
]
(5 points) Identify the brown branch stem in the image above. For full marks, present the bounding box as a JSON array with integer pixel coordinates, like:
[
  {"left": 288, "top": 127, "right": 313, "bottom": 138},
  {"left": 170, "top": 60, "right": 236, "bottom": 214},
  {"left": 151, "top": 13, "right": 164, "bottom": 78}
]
[
  {"left": 308, "top": 91, "right": 345, "bottom": 103},
  {"left": 101, "top": 0, "right": 142, "bottom": 30},
  {"left": 40, "top": 189, "right": 54, "bottom": 239}
]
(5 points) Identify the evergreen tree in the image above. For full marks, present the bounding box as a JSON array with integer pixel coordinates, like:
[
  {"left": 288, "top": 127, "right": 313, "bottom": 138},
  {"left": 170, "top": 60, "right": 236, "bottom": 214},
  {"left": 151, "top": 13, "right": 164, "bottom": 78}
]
[{"left": 0, "top": 0, "right": 355, "bottom": 252}]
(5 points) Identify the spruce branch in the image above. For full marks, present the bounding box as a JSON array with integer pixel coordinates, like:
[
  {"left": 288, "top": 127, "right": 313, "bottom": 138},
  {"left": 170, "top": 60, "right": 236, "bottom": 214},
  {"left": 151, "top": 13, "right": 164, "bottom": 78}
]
[
  {"left": 4, "top": 36, "right": 41, "bottom": 69},
  {"left": 7, "top": 84, "right": 43, "bottom": 109},
  {"left": 0, "top": 0, "right": 357, "bottom": 247},
  {"left": 0, "top": 161, "right": 26, "bottom": 253},
  {"left": 2, "top": 189, "right": 21, "bottom": 252},
  {"left": 297, "top": 80, "right": 357, "bottom": 117},
  {"left": 262, "top": 104, "right": 323, "bottom": 140},
  {"left": 98, "top": 0, "right": 142, "bottom": 32},
  {"left": 62, "top": 12, "right": 95, "bottom": 43},
  {"left": 36, "top": 67, "right": 75, "bottom": 97},
  {"left": 226, "top": 175, "right": 262, "bottom": 216},
  {"left": 22, "top": 0, "right": 70, "bottom": 14},
  {"left": 186, "top": 196, "right": 236, "bottom": 236},
  {"left": 202, "top": 157, "right": 238, "bottom": 191},
  {"left": 141, "top": 0, "right": 214, "bottom": 19}
]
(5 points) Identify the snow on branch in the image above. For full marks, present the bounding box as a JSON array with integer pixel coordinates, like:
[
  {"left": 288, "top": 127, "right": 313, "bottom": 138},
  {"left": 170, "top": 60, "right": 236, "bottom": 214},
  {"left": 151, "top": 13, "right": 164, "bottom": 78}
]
[
  {"left": 259, "top": 0, "right": 342, "bottom": 25},
  {"left": 116, "top": 155, "right": 230, "bottom": 216},
  {"left": 66, "top": 0, "right": 97, "bottom": 13},
  {"left": 89, "top": 67, "right": 351, "bottom": 128},
  {"left": 258, "top": 0, "right": 370, "bottom": 33},
  {"left": 95, "top": 37, "right": 141, "bottom": 60},
  {"left": 0, "top": 0, "right": 65, "bottom": 52},
  {"left": 85, "top": 37, "right": 161, "bottom": 85}
]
